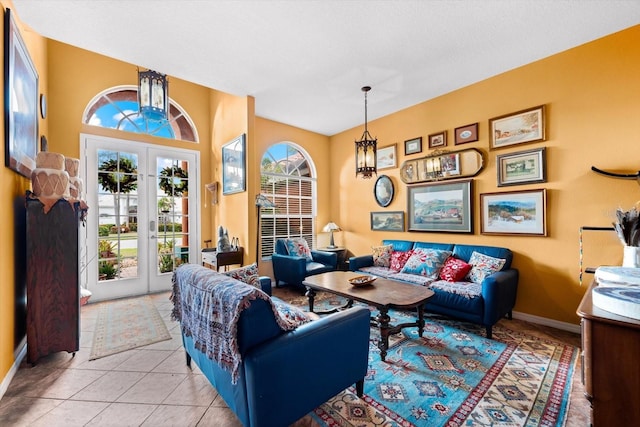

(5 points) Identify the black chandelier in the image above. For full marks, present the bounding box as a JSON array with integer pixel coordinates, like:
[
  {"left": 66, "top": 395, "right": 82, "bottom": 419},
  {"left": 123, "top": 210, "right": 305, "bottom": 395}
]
[
  {"left": 138, "top": 69, "right": 168, "bottom": 121},
  {"left": 355, "top": 86, "right": 377, "bottom": 178}
]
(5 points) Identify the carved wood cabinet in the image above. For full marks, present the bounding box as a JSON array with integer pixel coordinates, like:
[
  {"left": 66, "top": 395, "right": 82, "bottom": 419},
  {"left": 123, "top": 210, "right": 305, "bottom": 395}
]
[
  {"left": 26, "top": 195, "right": 84, "bottom": 364},
  {"left": 577, "top": 281, "right": 640, "bottom": 426}
]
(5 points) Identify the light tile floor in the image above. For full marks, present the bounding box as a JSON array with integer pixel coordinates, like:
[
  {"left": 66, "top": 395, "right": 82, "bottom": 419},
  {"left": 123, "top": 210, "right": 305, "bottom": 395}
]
[{"left": 0, "top": 291, "right": 587, "bottom": 426}]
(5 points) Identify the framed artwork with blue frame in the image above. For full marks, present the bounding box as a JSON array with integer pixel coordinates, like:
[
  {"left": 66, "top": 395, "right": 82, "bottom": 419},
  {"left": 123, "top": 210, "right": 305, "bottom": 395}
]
[
  {"left": 222, "top": 134, "right": 246, "bottom": 195},
  {"left": 4, "top": 8, "right": 39, "bottom": 177}
]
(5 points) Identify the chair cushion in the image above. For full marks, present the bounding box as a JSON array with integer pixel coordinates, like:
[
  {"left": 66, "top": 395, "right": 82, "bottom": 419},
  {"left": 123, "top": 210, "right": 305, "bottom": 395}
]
[
  {"left": 390, "top": 250, "right": 413, "bottom": 272},
  {"left": 466, "top": 251, "right": 506, "bottom": 284},
  {"left": 401, "top": 248, "right": 452, "bottom": 278},
  {"left": 372, "top": 244, "right": 394, "bottom": 267},
  {"left": 439, "top": 256, "right": 472, "bottom": 282},
  {"left": 285, "top": 238, "right": 313, "bottom": 261},
  {"left": 223, "top": 263, "right": 260, "bottom": 288}
]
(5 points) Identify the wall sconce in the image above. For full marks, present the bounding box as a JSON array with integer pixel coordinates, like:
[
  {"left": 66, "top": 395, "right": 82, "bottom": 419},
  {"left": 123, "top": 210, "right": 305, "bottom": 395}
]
[
  {"left": 355, "top": 86, "right": 377, "bottom": 179},
  {"left": 322, "top": 222, "right": 342, "bottom": 249},
  {"left": 138, "top": 69, "right": 168, "bottom": 120}
]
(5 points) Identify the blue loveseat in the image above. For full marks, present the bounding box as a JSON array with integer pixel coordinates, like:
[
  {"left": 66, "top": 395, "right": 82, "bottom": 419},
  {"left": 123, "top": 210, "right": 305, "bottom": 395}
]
[
  {"left": 171, "top": 264, "right": 370, "bottom": 427},
  {"left": 349, "top": 240, "right": 519, "bottom": 338}
]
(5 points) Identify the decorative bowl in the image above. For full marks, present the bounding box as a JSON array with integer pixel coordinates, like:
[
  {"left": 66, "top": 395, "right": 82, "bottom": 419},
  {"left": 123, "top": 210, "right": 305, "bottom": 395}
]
[{"left": 349, "top": 275, "right": 376, "bottom": 287}]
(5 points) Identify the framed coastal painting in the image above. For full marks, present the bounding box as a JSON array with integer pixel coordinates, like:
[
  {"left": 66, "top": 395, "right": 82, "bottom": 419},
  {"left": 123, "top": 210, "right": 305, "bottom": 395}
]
[
  {"left": 4, "top": 8, "right": 39, "bottom": 177},
  {"left": 377, "top": 144, "right": 397, "bottom": 170},
  {"left": 496, "top": 147, "right": 546, "bottom": 186},
  {"left": 407, "top": 179, "right": 473, "bottom": 233},
  {"left": 371, "top": 211, "right": 405, "bottom": 232},
  {"left": 489, "top": 105, "right": 546, "bottom": 149},
  {"left": 480, "top": 188, "right": 547, "bottom": 236},
  {"left": 222, "top": 134, "right": 246, "bottom": 195}
]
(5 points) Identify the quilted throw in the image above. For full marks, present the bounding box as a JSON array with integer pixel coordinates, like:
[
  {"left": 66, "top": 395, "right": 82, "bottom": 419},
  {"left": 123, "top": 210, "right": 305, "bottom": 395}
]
[{"left": 170, "top": 264, "right": 303, "bottom": 384}]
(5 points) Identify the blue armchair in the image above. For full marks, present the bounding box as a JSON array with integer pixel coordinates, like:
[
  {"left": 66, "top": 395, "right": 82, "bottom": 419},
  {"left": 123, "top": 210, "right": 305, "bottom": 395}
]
[
  {"left": 172, "top": 264, "right": 370, "bottom": 427},
  {"left": 272, "top": 238, "right": 337, "bottom": 289}
]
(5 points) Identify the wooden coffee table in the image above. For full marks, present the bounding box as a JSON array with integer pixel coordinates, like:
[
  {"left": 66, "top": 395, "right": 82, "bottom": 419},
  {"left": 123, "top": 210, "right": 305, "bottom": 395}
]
[{"left": 303, "top": 271, "right": 434, "bottom": 361}]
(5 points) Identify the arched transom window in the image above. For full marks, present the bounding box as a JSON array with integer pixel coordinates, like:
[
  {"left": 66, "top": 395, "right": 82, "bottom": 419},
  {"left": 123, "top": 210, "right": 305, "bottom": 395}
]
[
  {"left": 83, "top": 86, "right": 198, "bottom": 142},
  {"left": 259, "top": 142, "right": 317, "bottom": 259}
]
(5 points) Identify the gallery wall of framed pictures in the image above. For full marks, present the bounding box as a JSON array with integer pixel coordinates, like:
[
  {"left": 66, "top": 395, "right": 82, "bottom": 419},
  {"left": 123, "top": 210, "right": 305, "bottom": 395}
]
[{"left": 369, "top": 103, "right": 549, "bottom": 238}]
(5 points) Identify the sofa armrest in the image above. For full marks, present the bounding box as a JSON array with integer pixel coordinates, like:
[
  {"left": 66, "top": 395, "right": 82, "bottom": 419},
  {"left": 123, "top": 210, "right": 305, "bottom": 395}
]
[
  {"left": 349, "top": 254, "right": 374, "bottom": 271},
  {"left": 481, "top": 269, "right": 519, "bottom": 326},
  {"left": 243, "top": 306, "right": 370, "bottom": 427},
  {"left": 259, "top": 276, "right": 272, "bottom": 296},
  {"left": 311, "top": 250, "right": 338, "bottom": 268}
]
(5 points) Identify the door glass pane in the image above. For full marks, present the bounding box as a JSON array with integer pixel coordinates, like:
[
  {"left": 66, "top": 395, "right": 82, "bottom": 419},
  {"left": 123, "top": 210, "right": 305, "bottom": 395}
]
[
  {"left": 97, "top": 150, "right": 139, "bottom": 281},
  {"left": 156, "top": 157, "right": 190, "bottom": 274}
]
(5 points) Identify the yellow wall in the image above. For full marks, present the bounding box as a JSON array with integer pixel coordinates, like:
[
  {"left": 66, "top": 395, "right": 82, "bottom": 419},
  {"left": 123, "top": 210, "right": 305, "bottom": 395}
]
[{"left": 329, "top": 25, "right": 640, "bottom": 325}]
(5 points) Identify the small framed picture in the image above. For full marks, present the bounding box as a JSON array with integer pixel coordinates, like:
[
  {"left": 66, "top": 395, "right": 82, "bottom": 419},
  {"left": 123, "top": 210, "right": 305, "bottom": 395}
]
[
  {"left": 428, "top": 131, "right": 447, "bottom": 149},
  {"left": 377, "top": 144, "right": 397, "bottom": 170},
  {"left": 496, "top": 147, "right": 547, "bottom": 187},
  {"left": 489, "top": 105, "right": 545, "bottom": 149},
  {"left": 480, "top": 189, "right": 547, "bottom": 236},
  {"left": 374, "top": 175, "right": 394, "bottom": 207},
  {"left": 404, "top": 137, "right": 422, "bottom": 155},
  {"left": 371, "top": 211, "right": 405, "bottom": 232},
  {"left": 454, "top": 123, "right": 479, "bottom": 145}
]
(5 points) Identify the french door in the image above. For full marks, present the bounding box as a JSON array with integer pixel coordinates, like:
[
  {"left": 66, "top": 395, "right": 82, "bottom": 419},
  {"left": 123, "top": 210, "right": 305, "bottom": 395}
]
[{"left": 81, "top": 134, "right": 200, "bottom": 302}]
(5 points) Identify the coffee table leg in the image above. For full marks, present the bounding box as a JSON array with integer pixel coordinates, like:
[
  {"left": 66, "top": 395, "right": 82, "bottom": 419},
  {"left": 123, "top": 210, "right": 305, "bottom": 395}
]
[
  {"left": 305, "top": 287, "right": 316, "bottom": 312},
  {"left": 377, "top": 308, "right": 391, "bottom": 362},
  {"left": 417, "top": 305, "right": 425, "bottom": 337}
]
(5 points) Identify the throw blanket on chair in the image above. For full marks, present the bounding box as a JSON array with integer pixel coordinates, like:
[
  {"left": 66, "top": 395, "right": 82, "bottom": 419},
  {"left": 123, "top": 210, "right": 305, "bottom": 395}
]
[{"left": 170, "top": 264, "right": 304, "bottom": 384}]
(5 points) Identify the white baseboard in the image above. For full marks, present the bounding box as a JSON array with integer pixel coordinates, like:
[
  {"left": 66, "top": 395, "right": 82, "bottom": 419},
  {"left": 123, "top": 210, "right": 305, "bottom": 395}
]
[
  {"left": 0, "top": 340, "right": 26, "bottom": 400},
  {"left": 512, "top": 311, "right": 581, "bottom": 334}
]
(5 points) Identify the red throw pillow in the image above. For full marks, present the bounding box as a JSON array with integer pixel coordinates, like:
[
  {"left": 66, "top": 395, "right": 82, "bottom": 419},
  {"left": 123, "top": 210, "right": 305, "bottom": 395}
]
[
  {"left": 390, "top": 250, "right": 413, "bottom": 272},
  {"left": 439, "top": 256, "right": 472, "bottom": 282}
]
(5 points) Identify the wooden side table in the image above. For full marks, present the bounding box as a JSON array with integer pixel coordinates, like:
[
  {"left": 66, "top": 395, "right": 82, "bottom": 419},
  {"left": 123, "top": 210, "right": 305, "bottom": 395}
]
[
  {"left": 202, "top": 247, "right": 244, "bottom": 271},
  {"left": 319, "top": 246, "right": 348, "bottom": 270},
  {"left": 577, "top": 280, "right": 640, "bottom": 426}
]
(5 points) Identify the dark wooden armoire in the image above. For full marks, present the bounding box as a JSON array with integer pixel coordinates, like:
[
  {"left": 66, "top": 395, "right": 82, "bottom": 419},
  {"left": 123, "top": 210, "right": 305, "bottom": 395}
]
[{"left": 25, "top": 193, "right": 86, "bottom": 364}]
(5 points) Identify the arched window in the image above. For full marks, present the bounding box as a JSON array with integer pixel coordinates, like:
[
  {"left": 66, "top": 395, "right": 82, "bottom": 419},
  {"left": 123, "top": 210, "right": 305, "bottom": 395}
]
[
  {"left": 259, "top": 142, "right": 317, "bottom": 260},
  {"left": 83, "top": 86, "right": 198, "bottom": 142}
]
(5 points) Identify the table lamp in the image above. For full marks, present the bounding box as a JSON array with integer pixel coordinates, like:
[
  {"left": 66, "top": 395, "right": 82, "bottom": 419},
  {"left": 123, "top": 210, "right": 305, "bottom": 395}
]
[{"left": 323, "top": 222, "right": 341, "bottom": 249}]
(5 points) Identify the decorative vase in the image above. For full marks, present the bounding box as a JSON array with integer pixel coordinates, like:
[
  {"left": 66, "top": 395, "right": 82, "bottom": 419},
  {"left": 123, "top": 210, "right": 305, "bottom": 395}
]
[{"left": 623, "top": 246, "right": 640, "bottom": 268}]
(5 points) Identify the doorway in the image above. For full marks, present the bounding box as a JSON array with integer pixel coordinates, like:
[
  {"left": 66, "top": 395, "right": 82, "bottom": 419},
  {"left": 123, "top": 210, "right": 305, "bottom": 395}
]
[{"left": 81, "top": 134, "right": 200, "bottom": 302}]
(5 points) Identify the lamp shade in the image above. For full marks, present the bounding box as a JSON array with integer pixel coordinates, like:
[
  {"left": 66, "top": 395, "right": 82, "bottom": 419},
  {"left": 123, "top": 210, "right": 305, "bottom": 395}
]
[{"left": 322, "top": 222, "right": 341, "bottom": 232}]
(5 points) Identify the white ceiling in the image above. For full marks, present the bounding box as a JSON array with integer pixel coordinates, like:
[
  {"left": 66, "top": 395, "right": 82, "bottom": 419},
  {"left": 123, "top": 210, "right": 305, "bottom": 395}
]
[{"left": 13, "top": 0, "right": 640, "bottom": 136}]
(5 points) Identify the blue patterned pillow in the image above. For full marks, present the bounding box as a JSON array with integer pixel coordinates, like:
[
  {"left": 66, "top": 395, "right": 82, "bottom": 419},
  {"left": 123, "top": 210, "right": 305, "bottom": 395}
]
[
  {"left": 466, "top": 252, "right": 506, "bottom": 284},
  {"left": 271, "top": 297, "right": 312, "bottom": 327},
  {"left": 285, "top": 238, "right": 313, "bottom": 261},
  {"left": 223, "top": 263, "right": 260, "bottom": 288},
  {"left": 400, "top": 248, "right": 452, "bottom": 278}
]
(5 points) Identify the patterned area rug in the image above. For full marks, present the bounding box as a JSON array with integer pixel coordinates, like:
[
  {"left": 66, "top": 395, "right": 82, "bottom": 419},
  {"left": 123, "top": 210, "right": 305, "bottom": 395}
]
[
  {"left": 89, "top": 296, "right": 172, "bottom": 360},
  {"left": 283, "top": 290, "right": 577, "bottom": 427}
]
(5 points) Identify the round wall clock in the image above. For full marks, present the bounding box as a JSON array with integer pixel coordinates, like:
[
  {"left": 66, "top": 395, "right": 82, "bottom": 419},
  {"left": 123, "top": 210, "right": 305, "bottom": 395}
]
[
  {"left": 374, "top": 175, "right": 394, "bottom": 207},
  {"left": 40, "top": 94, "right": 47, "bottom": 118}
]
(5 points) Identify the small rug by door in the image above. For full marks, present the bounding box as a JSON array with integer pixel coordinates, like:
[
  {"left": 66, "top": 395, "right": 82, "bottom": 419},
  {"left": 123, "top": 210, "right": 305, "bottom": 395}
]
[
  {"left": 279, "top": 290, "right": 578, "bottom": 427},
  {"left": 89, "top": 296, "right": 172, "bottom": 360}
]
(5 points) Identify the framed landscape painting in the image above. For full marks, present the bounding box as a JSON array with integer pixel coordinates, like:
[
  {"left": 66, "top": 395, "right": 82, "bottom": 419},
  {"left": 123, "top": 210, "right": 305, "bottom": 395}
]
[
  {"left": 496, "top": 147, "right": 546, "bottom": 186},
  {"left": 490, "top": 105, "right": 545, "bottom": 149},
  {"left": 480, "top": 188, "right": 547, "bottom": 236},
  {"left": 377, "top": 144, "right": 397, "bottom": 170},
  {"left": 371, "top": 211, "right": 405, "bottom": 232},
  {"left": 407, "top": 179, "right": 473, "bottom": 233}
]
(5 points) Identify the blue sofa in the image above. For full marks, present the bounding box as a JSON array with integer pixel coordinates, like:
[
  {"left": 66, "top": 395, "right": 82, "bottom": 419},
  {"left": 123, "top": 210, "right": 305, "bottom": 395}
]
[
  {"left": 349, "top": 239, "right": 518, "bottom": 338},
  {"left": 171, "top": 264, "right": 370, "bottom": 427},
  {"left": 271, "top": 238, "right": 338, "bottom": 289}
]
